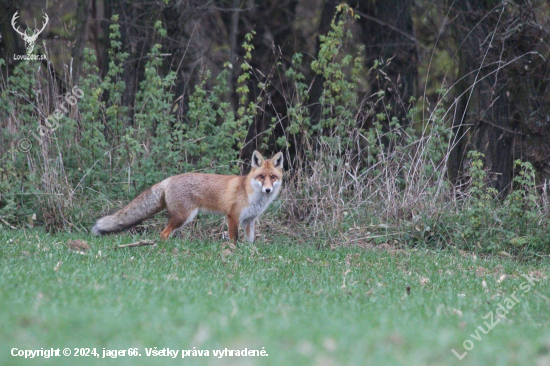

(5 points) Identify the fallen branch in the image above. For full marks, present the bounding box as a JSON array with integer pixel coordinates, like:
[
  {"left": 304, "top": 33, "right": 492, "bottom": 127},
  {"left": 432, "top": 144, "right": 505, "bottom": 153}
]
[
  {"left": 0, "top": 217, "right": 16, "bottom": 230},
  {"left": 116, "top": 240, "right": 156, "bottom": 249}
]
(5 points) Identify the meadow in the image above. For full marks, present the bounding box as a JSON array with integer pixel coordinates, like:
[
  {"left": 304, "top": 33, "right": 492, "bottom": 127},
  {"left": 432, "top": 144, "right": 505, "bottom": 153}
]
[{"left": 1, "top": 227, "right": 549, "bottom": 366}]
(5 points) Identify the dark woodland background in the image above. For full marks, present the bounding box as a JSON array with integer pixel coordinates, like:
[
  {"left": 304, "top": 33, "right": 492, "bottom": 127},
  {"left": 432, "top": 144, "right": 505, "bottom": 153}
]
[{"left": 2, "top": 0, "right": 549, "bottom": 188}]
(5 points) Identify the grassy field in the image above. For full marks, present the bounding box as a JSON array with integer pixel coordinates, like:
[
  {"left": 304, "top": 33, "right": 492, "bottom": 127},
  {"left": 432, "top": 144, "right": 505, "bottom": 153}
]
[{"left": 0, "top": 227, "right": 549, "bottom": 366}]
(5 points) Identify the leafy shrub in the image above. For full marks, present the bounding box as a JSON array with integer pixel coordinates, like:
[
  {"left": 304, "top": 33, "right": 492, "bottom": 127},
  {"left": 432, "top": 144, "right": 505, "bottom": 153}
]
[{"left": 0, "top": 7, "right": 548, "bottom": 256}]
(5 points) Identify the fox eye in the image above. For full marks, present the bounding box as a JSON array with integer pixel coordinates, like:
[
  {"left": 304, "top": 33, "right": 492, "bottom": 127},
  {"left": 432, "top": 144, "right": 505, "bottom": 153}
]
[
  {"left": 258, "top": 175, "right": 265, "bottom": 180},
  {"left": 270, "top": 175, "right": 277, "bottom": 180}
]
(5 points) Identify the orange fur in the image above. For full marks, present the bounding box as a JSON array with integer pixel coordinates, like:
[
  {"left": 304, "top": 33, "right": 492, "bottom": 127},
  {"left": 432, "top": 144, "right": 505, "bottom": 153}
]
[{"left": 92, "top": 151, "right": 283, "bottom": 243}]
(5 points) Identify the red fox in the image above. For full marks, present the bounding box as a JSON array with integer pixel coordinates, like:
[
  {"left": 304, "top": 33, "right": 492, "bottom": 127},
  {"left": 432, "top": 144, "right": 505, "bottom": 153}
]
[{"left": 92, "top": 151, "right": 283, "bottom": 242}]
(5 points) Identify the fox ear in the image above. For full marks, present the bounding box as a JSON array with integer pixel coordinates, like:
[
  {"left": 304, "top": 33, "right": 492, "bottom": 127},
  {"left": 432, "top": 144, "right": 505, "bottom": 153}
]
[
  {"left": 272, "top": 152, "right": 283, "bottom": 169},
  {"left": 251, "top": 150, "right": 264, "bottom": 168}
]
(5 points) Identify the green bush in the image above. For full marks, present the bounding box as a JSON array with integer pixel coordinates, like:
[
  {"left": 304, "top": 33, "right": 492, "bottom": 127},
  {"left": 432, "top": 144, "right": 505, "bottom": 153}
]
[{"left": 0, "top": 7, "right": 548, "bottom": 256}]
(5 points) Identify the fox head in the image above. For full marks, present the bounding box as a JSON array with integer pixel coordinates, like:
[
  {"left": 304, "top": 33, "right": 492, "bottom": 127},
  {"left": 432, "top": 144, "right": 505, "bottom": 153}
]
[{"left": 249, "top": 150, "right": 283, "bottom": 195}]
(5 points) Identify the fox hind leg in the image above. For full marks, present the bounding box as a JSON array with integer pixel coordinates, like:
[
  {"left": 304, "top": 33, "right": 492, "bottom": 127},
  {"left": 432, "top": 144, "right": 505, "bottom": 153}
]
[{"left": 160, "top": 208, "right": 198, "bottom": 240}]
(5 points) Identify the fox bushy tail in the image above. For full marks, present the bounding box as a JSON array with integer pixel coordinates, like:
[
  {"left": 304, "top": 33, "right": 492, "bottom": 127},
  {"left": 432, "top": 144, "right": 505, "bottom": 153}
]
[{"left": 92, "top": 184, "right": 165, "bottom": 235}]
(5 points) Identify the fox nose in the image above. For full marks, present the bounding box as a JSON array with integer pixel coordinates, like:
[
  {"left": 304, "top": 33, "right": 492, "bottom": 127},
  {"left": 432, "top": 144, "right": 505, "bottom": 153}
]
[{"left": 264, "top": 188, "right": 272, "bottom": 193}]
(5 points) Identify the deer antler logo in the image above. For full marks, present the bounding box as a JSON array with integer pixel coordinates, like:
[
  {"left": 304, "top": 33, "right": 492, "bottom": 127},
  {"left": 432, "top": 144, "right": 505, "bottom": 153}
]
[{"left": 11, "top": 11, "right": 49, "bottom": 55}]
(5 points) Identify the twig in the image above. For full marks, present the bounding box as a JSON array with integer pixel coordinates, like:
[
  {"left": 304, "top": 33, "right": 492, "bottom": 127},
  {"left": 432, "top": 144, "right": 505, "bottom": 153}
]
[
  {"left": 347, "top": 233, "right": 403, "bottom": 242},
  {"left": 354, "top": 9, "right": 417, "bottom": 43},
  {"left": 116, "top": 240, "right": 156, "bottom": 249},
  {"left": 0, "top": 217, "right": 16, "bottom": 230}
]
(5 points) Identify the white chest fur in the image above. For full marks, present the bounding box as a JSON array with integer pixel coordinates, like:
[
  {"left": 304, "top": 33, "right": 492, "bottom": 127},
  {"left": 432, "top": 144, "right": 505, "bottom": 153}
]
[{"left": 239, "top": 181, "right": 281, "bottom": 224}]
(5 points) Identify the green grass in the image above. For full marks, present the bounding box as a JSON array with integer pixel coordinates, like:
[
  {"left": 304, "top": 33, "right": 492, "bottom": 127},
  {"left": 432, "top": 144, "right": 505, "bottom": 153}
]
[{"left": 0, "top": 227, "right": 549, "bottom": 365}]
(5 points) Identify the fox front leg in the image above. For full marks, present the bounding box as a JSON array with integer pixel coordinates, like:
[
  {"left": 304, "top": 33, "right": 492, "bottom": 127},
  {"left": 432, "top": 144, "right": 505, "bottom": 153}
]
[
  {"left": 227, "top": 215, "right": 239, "bottom": 243},
  {"left": 244, "top": 220, "right": 256, "bottom": 243}
]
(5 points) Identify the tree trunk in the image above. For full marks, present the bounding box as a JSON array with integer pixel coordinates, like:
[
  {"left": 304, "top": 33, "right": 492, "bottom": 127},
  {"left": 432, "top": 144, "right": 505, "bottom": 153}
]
[
  {"left": 447, "top": 0, "right": 550, "bottom": 194},
  {"left": 354, "top": 0, "right": 418, "bottom": 125},
  {"left": 308, "top": 0, "right": 339, "bottom": 126},
  {"left": 239, "top": 0, "right": 299, "bottom": 161},
  {"left": 71, "top": 0, "right": 92, "bottom": 84}
]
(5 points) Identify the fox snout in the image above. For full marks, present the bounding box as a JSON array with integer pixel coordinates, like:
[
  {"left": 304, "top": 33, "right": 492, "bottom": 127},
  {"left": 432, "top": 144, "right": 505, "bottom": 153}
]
[
  {"left": 253, "top": 176, "right": 278, "bottom": 194},
  {"left": 260, "top": 176, "right": 276, "bottom": 193}
]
